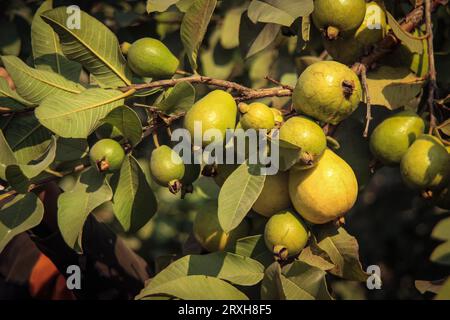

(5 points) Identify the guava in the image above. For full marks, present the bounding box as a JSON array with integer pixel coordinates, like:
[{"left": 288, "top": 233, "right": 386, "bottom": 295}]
[
  {"left": 278, "top": 116, "right": 327, "bottom": 169},
  {"left": 271, "top": 108, "right": 284, "bottom": 124},
  {"left": 323, "top": 1, "right": 387, "bottom": 65},
  {"left": 292, "top": 61, "right": 362, "bottom": 125},
  {"left": 239, "top": 102, "right": 275, "bottom": 131},
  {"left": 127, "top": 37, "right": 179, "bottom": 79},
  {"left": 400, "top": 135, "right": 450, "bottom": 190},
  {"left": 312, "top": 0, "right": 366, "bottom": 40},
  {"left": 150, "top": 145, "right": 185, "bottom": 193},
  {"left": 289, "top": 149, "right": 358, "bottom": 224},
  {"left": 89, "top": 139, "right": 125, "bottom": 173},
  {"left": 184, "top": 90, "right": 237, "bottom": 146},
  {"left": 370, "top": 110, "right": 425, "bottom": 165},
  {"left": 252, "top": 171, "right": 291, "bottom": 218},
  {"left": 264, "top": 210, "right": 309, "bottom": 260},
  {"left": 193, "top": 202, "right": 250, "bottom": 252}
]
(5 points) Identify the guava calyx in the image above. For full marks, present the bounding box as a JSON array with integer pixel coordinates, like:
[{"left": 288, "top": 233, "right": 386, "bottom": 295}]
[
  {"left": 342, "top": 80, "right": 356, "bottom": 99},
  {"left": 326, "top": 26, "right": 340, "bottom": 40},
  {"left": 273, "top": 245, "right": 289, "bottom": 261}
]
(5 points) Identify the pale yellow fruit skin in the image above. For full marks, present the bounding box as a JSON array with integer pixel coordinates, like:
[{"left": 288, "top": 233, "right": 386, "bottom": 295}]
[
  {"left": 252, "top": 171, "right": 291, "bottom": 218},
  {"left": 184, "top": 90, "right": 237, "bottom": 146},
  {"left": 271, "top": 108, "right": 284, "bottom": 123},
  {"left": 240, "top": 102, "right": 275, "bottom": 130},
  {"left": 289, "top": 149, "right": 358, "bottom": 224}
]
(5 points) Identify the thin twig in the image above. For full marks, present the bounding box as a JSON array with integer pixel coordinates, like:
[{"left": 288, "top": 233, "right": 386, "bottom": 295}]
[
  {"left": 425, "top": 0, "right": 438, "bottom": 134},
  {"left": 355, "top": 63, "right": 373, "bottom": 137}
]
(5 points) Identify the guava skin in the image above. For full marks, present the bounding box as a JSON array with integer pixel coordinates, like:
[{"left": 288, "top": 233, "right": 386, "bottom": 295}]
[
  {"left": 292, "top": 61, "right": 362, "bottom": 125},
  {"left": 89, "top": 139, "right": 125, "bottom": 172},
  {"left": 264, "top": 210, "right": 309, "bottom": 260},
  {"left": 239, "top": 102, "right": 275, "bottom": 131},
  {"left": 193, "top": 203, "right": 250, "bottom": 252},
  {"left": 323, "top": 2, "right": 387, "bottom": 65},
  {"left": 400, "top": 135, "right": 450, "bottom": 190},
  {"left": 150, "top": 145, "right": 185, "bottom": 189},
  {"left": 127, "top": 38, "right": 179, "bottom": 79},
  {"left": 271, "top": 108, "right": 284, "bottom": 124},
  {"left": 312, "top": 0, "right": 366, "bottom": 40},
  {"left": 370, "top": 110, "right": 425, "bottom": 165},
  {"left": 278, "top": 116, "right": 327, "bottom": 168},
  {"left": 252, "top": 171, "right": 291, "bottom": 218},
  {"left": 184, "top": 90, "right": 237, "bottom": 146},
  {"left": 289, "top": 149, "right": 358, "bottom": 224}
]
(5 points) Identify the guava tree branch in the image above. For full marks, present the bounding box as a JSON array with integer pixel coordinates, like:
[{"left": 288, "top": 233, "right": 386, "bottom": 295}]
[{"left": 425, "top": 0, "right": 438, "bottom": 134}]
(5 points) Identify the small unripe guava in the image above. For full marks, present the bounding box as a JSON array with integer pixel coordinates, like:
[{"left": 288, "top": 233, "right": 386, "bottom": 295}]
[
  {"left": 150, "top": 145, "right": 185, "bottom": 193},
  {"left": 193, "top": 202, "right": 250, "bottom": 252},
  {"left": 312, "top": 0, "right": 366, "bottom": 40},
  {"left": 400, "top": 135, "right": 450, "bottom": 190},
  {"left": 292, "top": 61, "right": 362, "bottom": 125},
  {"left": 252, "top": 171, "right": 291, "bottom": 218},
  {"left": 239, "top": 102, "right": 275, "bottom": 131},
  {"left": 89, "top": 139, "right": 125, "bottom": 172},
  {"left": 264, "top": 210, "right": 309, "bottom": 260},
  {"left": 370, "top": 110, "right": 425, "bottom": 165},
  {"left": 127, "top": 38, "right": 179, "bottom": 79}
]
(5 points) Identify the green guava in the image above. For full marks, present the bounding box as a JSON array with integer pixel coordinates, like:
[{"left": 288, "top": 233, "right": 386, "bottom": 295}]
[
  {"left": 193, "top": 202, "right": 250, "bottom": 252},
  {"left": 239, "top": 102, "right": 275, "bottom": 131},
  {"left": 252, "top": 171, "right": 291, "bottom": 218},
  {"left": 400, "top": 135, "right": 450, "bottom": 190},
  {"left": 184, "top": 90, "right": 237, "bottom": 146},
  {"left": 292, "top": 61, "right": 362, "bottom": 125},
  {"left": 370, "top": 110, "right": 425, "bottom": 165},
  {"left": 312, "top": 0, "right": 366, "bottom": 40},
  {"left": 89, "top": 139, "right": 125, "bottom": 172},
  {"left": 127, "top": 37, "right": 179, "bottom": 79},
  {"left": 150, "top": 145, "right": 185, "bottom": 193},
  {"left": 264, "top": 210, "right": 309, "bottom": 260}
]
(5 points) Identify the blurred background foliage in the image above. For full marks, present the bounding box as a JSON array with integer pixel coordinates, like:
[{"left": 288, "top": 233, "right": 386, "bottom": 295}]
[{"left": 0, "top": 0, "right": 449, "bottom": 300}]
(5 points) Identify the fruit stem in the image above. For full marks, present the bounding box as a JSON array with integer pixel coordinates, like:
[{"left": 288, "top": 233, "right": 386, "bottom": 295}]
[
  {"left": 152, "top": 131, "right": 160, "bottom": 148},
  {"left": 326, "top": 26, "right": 340, "bottom": 40},
  {"left": 238, "top": 102, "right": 250, "bottom": 114}
]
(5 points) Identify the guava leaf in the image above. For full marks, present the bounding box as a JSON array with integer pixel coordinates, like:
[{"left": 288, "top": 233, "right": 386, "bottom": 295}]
[
  {"left": 436, "top": 278, "right": 450, "bottom": 300},
  {"left": 110, "top": 155, "right": 157, "bottom": 233},
  {"left": 100, "top": 106, "right": 143, "bottom": 146},
  {"left": 0, "top": 193, "right": 44, "bottom": 253},
  {"left": 0, "top": 20, "right": 21, "bottom": 56},
  {"left": 386, "top": 12, "right": 423, "bottom": 54},
  {"left": 432, "top": 217, "right": 450, "bottom": 241},
  {"left": 57, "top": 167, "right": 113, "bottom": 251},
  {"left": 157, "top": 82, "right": 195, "bottom": 114},
  {"left": 415, "top": 279, "right": 445, "bottom": 295},
  {"left": 220, "top": 6, "right": 246, "bottom": 49},
  {"left": 55, "top": 138, "right": 88, "bottom": 163},
  {"left": 31, "top": 0, "right": 81, "bottom": 82},
  {"left": 0, "top": 77, "right": 34, "bottom": 111},
  {"left": 146, "top": 0, "right": 180, "bottom": 13},
  {"left": 218, "top": 161, "right": 266, "bottom": 233},
  {"left": 0, "top": 130, "right": 17, "bottom": 180},
  {"left": 247, "top": 0, "right": 313, "bottom": 26},
  {"left": 234, "top": 234, "right": 274, "bottom": 267},
  {"left": 261, "top": 262, "right": 285, "bottom": 300},
  {"left": 41, "top": 7, "right": 132, "bottom": 88},
  {"left": 431, "top": 241, "right": 450, "bottom": 266},
  {"left": 298, "top": 242, "right": 336, "bottom": 271}
]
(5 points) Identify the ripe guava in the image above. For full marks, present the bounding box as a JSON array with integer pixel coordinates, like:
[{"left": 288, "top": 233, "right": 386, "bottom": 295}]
[
  {"left": 89, "top": 139, "right": 125, "bottom": 172},
  {"left": 193, "top": 202, "right": 250, "bottom": 252},
  {"left": 323, "top": 1, "right": 387, "bottom": 65},
  {"left": 127, "top": 38, "right": 179, "bottom": 79},
  {"left": 312, "top": 0, "right": 366, "bottom": 40},
  {"left": 292, "top": 61, "right": 362, "bottom": 125},
  {"left": 370, "top": 110, "right": 425, "bottom": 165},
  {"left": 278, "top": 116, "right": 327, "bottom": 169},
  {"left": 184, "top": 90, "right": 237, "bottom": 146},
  {"left": 239, "top": 102, "right": 275, "bottom": 131},
  {"left": 150, "top": 145, "right": 185, "bottom": 193},
  {"left": 400, "top": 135, "right": 450, "bottom": 190},
  {"left": 264, "top": 210, "right": 309, "bottom": 260},
  {"left": 289, "top": 149, "right": 358, "bottom": 224},
  {"left": 252, "top": 171, "right": 291, "bottom": 218}
]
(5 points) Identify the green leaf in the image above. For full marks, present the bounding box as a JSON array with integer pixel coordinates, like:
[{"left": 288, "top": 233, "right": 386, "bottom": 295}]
[
  {"left": 57, "top": 167, "right": 113, "bottom": 251},
  {"left": 386, "top": 12, "right": 423, "bottom": 54},
  {"left": 180, "top": 0, "right": 217, "bottom": 71},
  {"left": 36, "top": 88, "right": 128, "bottom": 138},
  {"left": 234, "top": 235, "right": 274, "bottom": 267},
  {"left": 0, "top": 193, "right": 44, "bottom": 253},
  {"left": 0, "top": 129, "right": 17, "bottom": 180},
  {"left": 31, "top": 0, "right": 81, "bottom": 82},
  {"left": 366, "top": 66, "right": 425, "bottom": 110},
  {"left": 147, "top": 0, "right": 180, "bottom": 13},
  {"left": 0, "top": 20, "right": 21, "bottom": 56},
  {"left": 100, "top": 106, "right": 143, "bottom": 146},
  {"left": 1, "top": 56, "right": 83, "bottom": 104},
  {"left": 157, "top": 82, "right": 195, "bottom": 114},
  {"left": 298, "top": 243, "right": 335, "bottom": 271},
  {"left": 282, "top": 261, "right": 332, "bottom": 300},
  {"left": 431, "top": 241, "right": 450, "bottom": 266},
  {"left": 436, "top": 278, "right": 450, "bottom": 300},
  {"left": 55, "top": 138, "right": 88, "bottom": 163},
  {"left": 0, "top": 77, "right": 34, "bottom": 111},
  {"left": 177, "top": 0, "right": 196, "bottom": 12},
  {"left": 220, "top": 6, "right": 247, "bottom": 49},
  {"left": 239, "top": 14, "right": 280, "bottom": 59},
  {"left": 218, "top": 162, "right": 265, "bottom": 232},
  {"left": 137, "top": 275, "right": 248, "bottom": 300},
  {"left": 146, "top": 252, "right": 264, "bottom": 290},
  {"left": 200, "top": 30, "right": 237, "bottom": 80},
  {"left": 432, "top": 217, "right": 450, "bottom": 241},
  {"left": 6, "top": 136, "right": 57, "bottom": 193},
  {"left": 261, "top": 262, "right": 285, "bottom": 300},
  {"left": 248, "top": 0, "right": 313, "bottom": 26},
  {"left": 41, "top": 7, "right": 132, "bottom": 88},
  {"left": 314, "top": 224, "right": 368, "bottom": 282},
  {"left": 110, "top": 155, "right": 157, "bottom": 233}
]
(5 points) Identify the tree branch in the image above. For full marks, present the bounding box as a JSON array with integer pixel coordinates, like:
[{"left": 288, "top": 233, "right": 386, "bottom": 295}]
[{"left": 425, "top": 0, "right": 438, "bottom": 134}]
